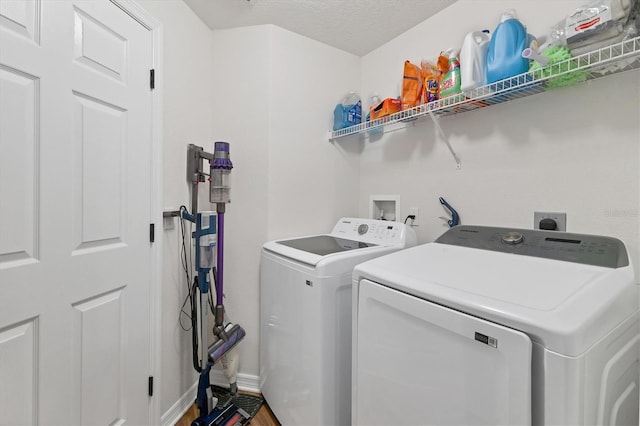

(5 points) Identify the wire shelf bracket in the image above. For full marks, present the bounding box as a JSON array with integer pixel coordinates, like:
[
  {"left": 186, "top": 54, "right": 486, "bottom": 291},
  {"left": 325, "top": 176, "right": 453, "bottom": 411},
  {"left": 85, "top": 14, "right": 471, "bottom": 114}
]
[{"left": 428, "top": 110, "right": 461, "bottom": 169}]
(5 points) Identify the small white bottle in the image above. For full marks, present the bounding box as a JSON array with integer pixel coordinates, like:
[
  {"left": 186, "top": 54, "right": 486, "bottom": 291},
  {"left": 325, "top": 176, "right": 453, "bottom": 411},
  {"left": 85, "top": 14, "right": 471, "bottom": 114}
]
[{"left": 460, "top": 30, "right": 491, "bottom": 92}]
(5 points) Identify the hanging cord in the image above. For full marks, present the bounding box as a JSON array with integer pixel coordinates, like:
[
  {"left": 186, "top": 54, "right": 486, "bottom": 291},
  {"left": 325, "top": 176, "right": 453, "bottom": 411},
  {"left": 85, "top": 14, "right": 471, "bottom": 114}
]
[
  {"left": 191, "top": 278, "right": 201, "bottom": 372},
  {"left": 176, "top": 206, "right": 226, "bottom": 371},
  {"left": 176, "top": 205, "right": 203, "bottom": 372},
  {"left": 179, "top": 206, "right": 195, "bottom": 331}
]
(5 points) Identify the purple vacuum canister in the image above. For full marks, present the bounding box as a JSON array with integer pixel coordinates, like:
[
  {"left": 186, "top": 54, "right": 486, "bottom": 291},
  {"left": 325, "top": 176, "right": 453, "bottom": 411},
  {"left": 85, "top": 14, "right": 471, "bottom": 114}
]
[{"left": 210, "top": 141, "right": 233, "bottom": 204}]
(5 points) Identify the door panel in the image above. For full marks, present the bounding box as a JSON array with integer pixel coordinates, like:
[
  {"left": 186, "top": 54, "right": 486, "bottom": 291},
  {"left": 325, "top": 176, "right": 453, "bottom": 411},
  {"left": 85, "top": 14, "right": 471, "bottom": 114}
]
[
  {"left": 0, "top": 1, "right": 152, "bottom": 424},
  {"left": 0, "top": 66, "right": 38, "bottom": 268},
  {"left": 0, "top": 0, "right": 40, "bottom": 43},
  {"left": 73, "top": 6, "right": 127, "bottom": 82},
  {"left": 354, "top": 279, "right": 532, "bottom": 426},
  {"left": 0, "top": 318, "right": 38, "bottom": 425},
  {"left": 71, "top": 91, "right": 126, "bottom": 251},
  {"left": 71, "top": 288, "right": 125, "bottom": 426}
]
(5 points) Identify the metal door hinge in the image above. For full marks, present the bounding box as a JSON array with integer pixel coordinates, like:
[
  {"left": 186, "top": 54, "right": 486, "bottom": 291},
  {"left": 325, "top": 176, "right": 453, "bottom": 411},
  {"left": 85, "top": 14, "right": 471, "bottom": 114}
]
[
  {"left": 149, "top": 223, "right": 155, "bottom": 243},
  {"left": 150, "top": 69, "right": 155, "bottom": 90},
  {"left": 148, "top": 376, "right": 154, "bottom": 396}
]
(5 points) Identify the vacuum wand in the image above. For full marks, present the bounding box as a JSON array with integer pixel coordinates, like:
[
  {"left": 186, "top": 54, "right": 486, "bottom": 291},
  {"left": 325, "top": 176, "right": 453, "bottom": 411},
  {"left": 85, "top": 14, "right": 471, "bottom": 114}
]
[
  {"left": 210, "top": 141, "right": 233, "bottom": 330},
  {"left": 208, "top": 142, "right": 244, "bottom": 395}
]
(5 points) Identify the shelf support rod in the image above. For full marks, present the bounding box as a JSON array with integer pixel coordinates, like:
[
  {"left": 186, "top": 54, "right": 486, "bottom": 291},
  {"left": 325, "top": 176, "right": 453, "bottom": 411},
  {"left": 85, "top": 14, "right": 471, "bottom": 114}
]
[{"left": 429, "top": 110, "right": 461, "bottom": 170}]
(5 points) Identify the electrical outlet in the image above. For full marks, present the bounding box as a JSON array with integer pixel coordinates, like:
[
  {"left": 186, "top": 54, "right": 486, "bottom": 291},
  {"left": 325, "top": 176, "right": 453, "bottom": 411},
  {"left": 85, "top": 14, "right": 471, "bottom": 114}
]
[
  {"left": 408, "top": 207, "right": 419, "bottom": 226},
  {"left": 534, "top": 212, "right": 567, "bottom": 231}
]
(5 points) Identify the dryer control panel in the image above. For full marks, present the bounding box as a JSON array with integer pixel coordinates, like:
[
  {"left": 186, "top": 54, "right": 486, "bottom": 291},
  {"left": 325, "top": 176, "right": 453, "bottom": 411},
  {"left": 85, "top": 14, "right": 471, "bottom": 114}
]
[{"left": 436, "top": 225, "right": 629, "bottom": 268}]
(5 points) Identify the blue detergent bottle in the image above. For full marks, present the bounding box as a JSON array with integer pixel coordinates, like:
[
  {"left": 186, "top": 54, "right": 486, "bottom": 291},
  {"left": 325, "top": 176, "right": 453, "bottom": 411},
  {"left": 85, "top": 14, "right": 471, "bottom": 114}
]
[
  {"left": 333, "top": 92, "right": 362, "bottom": 130},
  {"left": 486, "top": 10, "right": 531, "bottom": 84}
]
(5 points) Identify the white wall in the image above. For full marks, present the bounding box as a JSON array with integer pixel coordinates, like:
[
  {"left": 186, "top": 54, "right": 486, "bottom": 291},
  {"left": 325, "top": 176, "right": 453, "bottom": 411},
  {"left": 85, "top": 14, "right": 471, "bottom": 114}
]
[
  {"left": 137, "top": 0, "right": 215, "bottom": 417},
  {"left": 359, "top": 0, "right": 640, "bottom": 279},
  {"left": 267, "top": 26, "right": 362, "bottom": 239},
  {"left": 210, "top": 24, "right": 361, "bottom": 378},
  {"left": 209, "top": 25, "right": 272, "bottom": 384}
]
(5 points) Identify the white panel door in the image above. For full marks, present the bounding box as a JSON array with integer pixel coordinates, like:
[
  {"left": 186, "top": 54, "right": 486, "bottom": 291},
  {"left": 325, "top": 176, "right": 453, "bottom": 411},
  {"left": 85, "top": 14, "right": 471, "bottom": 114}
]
[
  {"left": 354, "top": 279, "right": 532, "bottom": 426},
  {"left": 0, "top": 1, "right": 153, "bottom": 424}
]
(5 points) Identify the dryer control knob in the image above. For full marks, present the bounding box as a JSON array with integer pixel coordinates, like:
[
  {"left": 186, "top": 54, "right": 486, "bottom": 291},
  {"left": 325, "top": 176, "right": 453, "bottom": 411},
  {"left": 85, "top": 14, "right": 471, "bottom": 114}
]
[
  {"left": 502, "top": 231, "right": 524, "bottom": 245},
  {"left": 358, "top": 224, "right": 369, "bottom": 235}
]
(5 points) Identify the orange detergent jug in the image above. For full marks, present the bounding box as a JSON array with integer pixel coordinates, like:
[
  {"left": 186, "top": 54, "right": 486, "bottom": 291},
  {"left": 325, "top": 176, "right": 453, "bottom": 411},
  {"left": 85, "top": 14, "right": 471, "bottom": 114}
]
[{"left": 401, "top": 60, "right": 422, "bottom": 109}]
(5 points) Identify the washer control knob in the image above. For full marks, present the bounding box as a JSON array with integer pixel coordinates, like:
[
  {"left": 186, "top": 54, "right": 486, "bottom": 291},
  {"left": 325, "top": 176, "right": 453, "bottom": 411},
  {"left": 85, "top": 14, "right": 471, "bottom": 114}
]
[
  {"left": 358, "top": 224, "right": 369, "bottom": 235},
  {"left": 502, "top": 231, "right": 524, "bottom": 245}
]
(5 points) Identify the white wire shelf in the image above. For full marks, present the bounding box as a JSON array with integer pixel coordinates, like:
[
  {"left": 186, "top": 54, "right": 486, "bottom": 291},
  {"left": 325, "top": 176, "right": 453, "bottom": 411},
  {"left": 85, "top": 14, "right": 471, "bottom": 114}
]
[{"left": 328, "top": 36, "right": 640, "bottom": 141}]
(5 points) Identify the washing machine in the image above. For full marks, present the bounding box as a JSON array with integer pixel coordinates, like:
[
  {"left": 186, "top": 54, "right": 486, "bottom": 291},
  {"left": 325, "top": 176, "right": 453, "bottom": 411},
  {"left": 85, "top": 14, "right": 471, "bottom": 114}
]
[
  {"left": 352, "top": 225, "right": 639, "bottom": 426},
  {"left": 260, "top": 217, "right": 417, "bottom": 425}
]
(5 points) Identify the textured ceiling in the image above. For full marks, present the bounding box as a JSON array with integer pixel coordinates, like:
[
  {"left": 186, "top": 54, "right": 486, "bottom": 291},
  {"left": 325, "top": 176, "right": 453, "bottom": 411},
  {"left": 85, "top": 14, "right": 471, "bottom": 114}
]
[{"left": 183, "top": 0, "right": 457, "bottom": 56}]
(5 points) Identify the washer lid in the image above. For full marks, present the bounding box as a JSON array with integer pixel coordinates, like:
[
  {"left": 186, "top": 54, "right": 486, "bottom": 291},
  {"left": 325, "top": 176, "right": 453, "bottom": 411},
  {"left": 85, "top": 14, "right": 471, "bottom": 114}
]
[
  {"left": 264, "top": 233, "right": 382, "bottom": 266},
  {"left": 353, "top": 228, "right": 637, "bottom": 356},
  {"left": 276, "top": 235, "right": 376, "bottom": 256},
  {"left": 262, "top": 217, "right": 417, "bottom": 268}
]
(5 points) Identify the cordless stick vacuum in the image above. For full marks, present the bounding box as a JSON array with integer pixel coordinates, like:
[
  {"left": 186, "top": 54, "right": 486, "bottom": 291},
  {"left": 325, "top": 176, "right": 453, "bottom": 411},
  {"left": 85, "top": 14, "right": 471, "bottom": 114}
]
[{"left": 183, "top": 142, "right": 247, "bottom": 426}]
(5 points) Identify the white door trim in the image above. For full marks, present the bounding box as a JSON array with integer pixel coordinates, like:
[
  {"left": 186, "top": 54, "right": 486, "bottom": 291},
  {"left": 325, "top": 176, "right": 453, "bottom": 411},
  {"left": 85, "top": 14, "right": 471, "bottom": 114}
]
[{"left": 107, "top": 1, "right": 163, "bottom": 424}]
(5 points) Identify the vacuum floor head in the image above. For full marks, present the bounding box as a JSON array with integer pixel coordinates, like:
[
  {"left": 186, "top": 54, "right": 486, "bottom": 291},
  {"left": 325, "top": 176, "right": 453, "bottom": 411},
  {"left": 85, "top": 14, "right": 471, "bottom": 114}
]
[{"left": 209, "top": 323, "right": 246, "bottom": 363}]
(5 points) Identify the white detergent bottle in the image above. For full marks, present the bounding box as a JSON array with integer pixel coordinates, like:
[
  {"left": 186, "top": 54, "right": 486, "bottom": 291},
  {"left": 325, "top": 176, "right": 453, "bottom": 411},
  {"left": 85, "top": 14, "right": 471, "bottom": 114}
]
[{"left": 460, "top": 30, "right": 491, "bottom": 92}]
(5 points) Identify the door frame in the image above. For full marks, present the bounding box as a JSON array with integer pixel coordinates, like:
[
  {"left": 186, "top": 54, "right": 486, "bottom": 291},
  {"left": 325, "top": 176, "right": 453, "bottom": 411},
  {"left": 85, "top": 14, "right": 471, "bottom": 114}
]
[{"left": 107, "top": 1, "right": 163, "bottom": 423}]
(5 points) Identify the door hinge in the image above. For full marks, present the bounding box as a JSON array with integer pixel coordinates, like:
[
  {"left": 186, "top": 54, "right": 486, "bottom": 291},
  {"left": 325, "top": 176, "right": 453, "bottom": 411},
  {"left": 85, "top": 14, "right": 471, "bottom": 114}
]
[
  {"left": 149, "top": 223, "right": 155, "bottom": 243},
  {"left": 148, "top": 376, "right": 154, "bottom": 396},
  {"left": 149, "top": 69, "right": 155, "bottom": 90}
]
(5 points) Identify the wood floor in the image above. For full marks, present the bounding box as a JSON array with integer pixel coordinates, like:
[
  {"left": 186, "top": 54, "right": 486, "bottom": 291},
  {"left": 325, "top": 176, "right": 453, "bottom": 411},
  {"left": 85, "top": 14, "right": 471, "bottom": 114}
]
[{"left": 176, "top": 394, "right": 280, "bottom": 426}]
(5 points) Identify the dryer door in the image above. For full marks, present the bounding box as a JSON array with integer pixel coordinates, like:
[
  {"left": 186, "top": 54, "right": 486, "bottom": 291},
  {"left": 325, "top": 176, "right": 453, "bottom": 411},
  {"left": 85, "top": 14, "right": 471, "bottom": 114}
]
[{"left": 354, "top": 279, "right": 532, "bottom": 426}]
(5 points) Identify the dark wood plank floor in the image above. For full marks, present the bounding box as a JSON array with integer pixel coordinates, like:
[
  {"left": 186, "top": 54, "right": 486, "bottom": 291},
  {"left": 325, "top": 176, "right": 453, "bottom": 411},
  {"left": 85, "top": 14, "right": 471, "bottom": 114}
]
[{"left": 176, "top": 393, "right": 280, "bottom": 426}]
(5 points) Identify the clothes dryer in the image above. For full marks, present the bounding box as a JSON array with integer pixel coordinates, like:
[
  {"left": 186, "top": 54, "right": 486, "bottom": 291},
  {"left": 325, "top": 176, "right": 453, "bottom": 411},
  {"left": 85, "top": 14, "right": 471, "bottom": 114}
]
[
  {"left": 352, "top": 225, "right": 639, "bottom": 425},
  {"left": 260, "top": 218, "right": 416, "bottom": 425}
]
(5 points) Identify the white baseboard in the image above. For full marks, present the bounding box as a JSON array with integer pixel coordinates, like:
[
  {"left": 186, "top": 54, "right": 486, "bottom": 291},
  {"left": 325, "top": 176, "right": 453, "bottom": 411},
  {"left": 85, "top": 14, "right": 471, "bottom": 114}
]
[
  {"left": 211, "top": 370, "right": 260, "bottom": 394},
  {"left": 160, "top": 372, "right": 260, "bottom": 425},
  {"left": 161, "top": 381, "right": 197, "bottom": 426}
]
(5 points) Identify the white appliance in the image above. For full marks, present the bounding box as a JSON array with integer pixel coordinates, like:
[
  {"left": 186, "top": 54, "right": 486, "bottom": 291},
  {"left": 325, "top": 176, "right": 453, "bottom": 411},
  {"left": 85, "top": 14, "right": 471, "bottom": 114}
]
[
  {"left": 352, "top": 225, "right": 639, "bottom": 426},
  {"left": 260, "top": 217, "right": 417, "bottom": 425}
]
